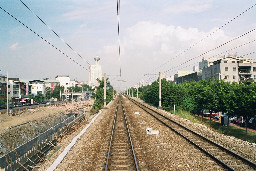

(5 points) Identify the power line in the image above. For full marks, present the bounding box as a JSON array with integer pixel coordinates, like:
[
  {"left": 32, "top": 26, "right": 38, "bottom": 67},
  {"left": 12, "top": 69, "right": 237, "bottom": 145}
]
[
  {"left": 0, "top": 6, "right": 87, "bottom": 70},
  {"left": 150, "top": 3, "right": 256, "bottom": 73},
  {"left": 212, "top": 39, "right": 256, "bottom": 58},
  {"left": 163, "top": 27, "right": 256, "bottom": 74},
  {"left": 18, "top": 0, "right": 91, "bottom": 66},
  {"left": 117, "top": 0, "right": 121, "bottom": 77}
]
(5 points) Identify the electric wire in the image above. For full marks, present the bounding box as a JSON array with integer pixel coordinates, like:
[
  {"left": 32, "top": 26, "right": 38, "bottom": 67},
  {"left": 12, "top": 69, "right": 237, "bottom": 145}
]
[
  {"left": 150, "top": 3, "right": 256, "bottom": 73},
  {"left": 212, "top": 39, "right": 256, "bottom": 58},
  {"left": 18, "top": 0, "right": 91, "bottom": 66},
  {"left": 117, "top": 0, "right": 121, "bottom": 77},
  {"left": 163, "top": 27, "right": 256, "bottom": 74},
  {"left": 0, "top": 6, "right": 87, "bottom": 70}
]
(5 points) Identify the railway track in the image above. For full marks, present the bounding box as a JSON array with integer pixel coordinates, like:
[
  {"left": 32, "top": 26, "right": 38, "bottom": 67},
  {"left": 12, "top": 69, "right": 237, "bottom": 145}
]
[
  {"left": 127, "top": 96, "right": 256, "bottom": 171},
  {"left": 105, "top": 96, "right": 139, "bottom": 171}
]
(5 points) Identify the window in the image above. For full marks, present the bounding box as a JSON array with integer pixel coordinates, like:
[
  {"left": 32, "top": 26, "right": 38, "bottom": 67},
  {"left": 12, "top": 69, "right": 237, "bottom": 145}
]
[
  {"left": 225, "top": 67, "right": 228, "bottom": 71},
  {"left": 224, "top": 75, "right": 229, "bottom": 79},
  {"left": 253, "top": 67, "right": 256, "bottom": 72},
  {"left": 233, "top": 67, "right": 236, "bottom": 71},
  {"left": 224, "top": 61, "right": 227, "bottom": 63},
  {"left": 254, "top": 75, "right": 256, "bottom": 79},
  {"left": 233, "top": 75, "right": 236, "bottom": 79},
  {"left": 214, "top": 68, "right": 217, "bottom": 74},
  {"left": 232, "top": 61, "right": 236, "bottom": 63}
]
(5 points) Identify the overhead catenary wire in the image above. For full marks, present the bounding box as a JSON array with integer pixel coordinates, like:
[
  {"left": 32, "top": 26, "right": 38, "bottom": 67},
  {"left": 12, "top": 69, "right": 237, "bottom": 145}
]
[
  {"left": 18, "top": 0, "right": 91, "bottom": 66},
  {"left": 211, "top": 39, "right": 256, "bottom": 58},
  {"left": 0, "top": 6, "right": 87, "bottom": 70},
  {"left": 150, "top": 3, "right": 256, "bottom": 73},
  {"left": 117, "top": 0, "right": 121, "bottom": 77},
  {"left": 163, "top": 27, "right": 256, "bottom": 74}
]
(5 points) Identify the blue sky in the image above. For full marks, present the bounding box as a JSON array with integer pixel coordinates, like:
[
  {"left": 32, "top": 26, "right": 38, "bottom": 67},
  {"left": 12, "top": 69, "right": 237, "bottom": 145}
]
[{"left": 0, "top": 0, "right": 256, "bottom": 89}]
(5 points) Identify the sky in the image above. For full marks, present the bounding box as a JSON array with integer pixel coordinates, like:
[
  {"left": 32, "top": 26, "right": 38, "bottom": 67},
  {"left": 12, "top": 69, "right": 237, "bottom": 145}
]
[{"left": 0, "top": 0, "right": 256, "bottom": 90}]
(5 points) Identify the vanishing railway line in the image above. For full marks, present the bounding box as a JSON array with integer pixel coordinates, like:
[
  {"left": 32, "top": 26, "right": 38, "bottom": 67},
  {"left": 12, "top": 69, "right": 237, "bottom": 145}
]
[
  {"left": 104, "top": 96, "right": 139, "bottom": 171},
  {"left": 127, "top": 96, "right": 256, "bottom": 171}
]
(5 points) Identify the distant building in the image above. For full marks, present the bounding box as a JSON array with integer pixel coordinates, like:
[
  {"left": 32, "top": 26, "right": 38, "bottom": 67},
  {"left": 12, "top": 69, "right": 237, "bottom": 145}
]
[
  {"left": 202, "top": 54, "right": 256, "bottom": 82},
  {"left": 199, "top": 58, "right": 219, "bottom": 70},
  {"left": 174, "top": 70, "right": 194, "bottom": 83},
  {"left": 44, "top": 80, "right": 60, "bottom": 91},
  {"left": 29, "top": 80, "right": 45, "bottom": 96},
  {"left": 70, "top": 80, "right": 78, "bottom": 87},
  {"left": 55, "top": 75, "right": 70, "bottom": 93},
  {"left": 175, "top": 71, "right": 202, "bottom": 84},
  {"left": 0, "top": 75, "right": 7, "bottom": 100},
  {"left": 88, "top": 57, "right": 102, "bottom": 87}
]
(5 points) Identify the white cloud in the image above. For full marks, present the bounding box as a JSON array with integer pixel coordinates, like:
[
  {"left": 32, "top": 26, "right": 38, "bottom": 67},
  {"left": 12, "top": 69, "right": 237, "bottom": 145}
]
[
  {"left": 9, "top": 42, "right": 19, "bottom": 50},
  {"left": 99, "top": 21, "right": 251, "bottom": 87},
  {"left": 164, "top": 0, "right": 212, "bottom": 14}
]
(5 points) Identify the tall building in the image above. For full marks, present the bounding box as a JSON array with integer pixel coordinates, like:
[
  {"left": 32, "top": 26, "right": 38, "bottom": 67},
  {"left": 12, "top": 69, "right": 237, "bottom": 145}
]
[{"left": 88, "top": 57, "right": 102, "bottom": 87}]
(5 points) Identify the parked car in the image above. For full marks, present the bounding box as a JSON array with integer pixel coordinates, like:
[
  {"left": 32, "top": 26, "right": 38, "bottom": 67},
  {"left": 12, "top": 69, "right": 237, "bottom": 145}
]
[
  {"left": 236, "top": 116, "right": 245, "bottom": 127},
  {"left": 46, "top": 101, "right": 51, "bottom": 105},
  {"left": 14, "top": 102, "right": 23, "bottom": 107},
  {"left": 229, "top": 116, "right": 237, "bottom": 123}
]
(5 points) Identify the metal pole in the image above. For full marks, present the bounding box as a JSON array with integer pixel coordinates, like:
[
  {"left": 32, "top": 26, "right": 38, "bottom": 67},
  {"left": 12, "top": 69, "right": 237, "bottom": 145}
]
[
  {"left": 104, "top": 73, "right": 106, "bottom": 107},
  {"left": 159, "top": 72, "right": 162, "bottom": 108},
  {"left": 174, "top": 104, "right": 176, "bottom": 114},
  {"left": 136, "top": 86, "right": 138, "bottom": 98},
  {"left": 6, "top": 71, "right": 8, "bottom": 115},
  {"left": 59, "top": 89, "right": 61, "bottom": 101},
  {"left": 72, "top": 89, "right": 73, "bottom": 104},
  {"left": 112, "top": 88, "right": 114, "bottom": 99}
]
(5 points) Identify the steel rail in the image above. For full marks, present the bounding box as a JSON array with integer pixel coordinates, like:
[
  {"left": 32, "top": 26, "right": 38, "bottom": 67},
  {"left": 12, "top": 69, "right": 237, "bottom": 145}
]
[
  {"left": 105, "top": 104, "right": 119, "bottom": 171},
  {"left": 128, "top": 96, "right": 256, "bottom": 171},
  {"left": 105, "top": 96, "right": 139, "bottom": 171},
  {"left": 120, "top": 97, "right": 139, "bottom": 171}
]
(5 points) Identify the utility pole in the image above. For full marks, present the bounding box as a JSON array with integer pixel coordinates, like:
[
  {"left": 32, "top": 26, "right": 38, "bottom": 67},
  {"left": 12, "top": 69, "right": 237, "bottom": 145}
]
[
  {"left": 59, "top": 89, "right": 61, "bottom": 101},
  {"left": 159, "top": 72, "right": 162, "bottom": 109},
  {"left": 112, "top": 88, "right": 114, "bottom": 99},
  {"left": 6, "top": 71, "right": 8, "bottom": 115},
  {"left": 104, "top": 73, "right": 106, "bottom": 108},
  {"left": 136, "top": 86, "right": 138, "bottom": 98},
  {"left": 72, "top": 89, "right": 73, "bottom": 104},
  {"left": 131, "top": 88, "right": 133, "bottom": 97}
]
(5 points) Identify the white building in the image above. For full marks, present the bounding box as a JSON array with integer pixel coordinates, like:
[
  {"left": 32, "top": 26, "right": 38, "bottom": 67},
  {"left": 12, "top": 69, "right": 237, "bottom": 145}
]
[
  {"left": 88, "top": 57, "right": 102, "bottom": 87},
  {"left": 202, "top": 54, "right": 256, "bottom": 82},
  {"left": 70, "top": 80, "right": 78, "bottom": 87},
  {"left": 55, "top": 75, "right": 70, "bottom": 93},
  {"left": 29, "top": 80, "right": 45, "bottom": 96}
]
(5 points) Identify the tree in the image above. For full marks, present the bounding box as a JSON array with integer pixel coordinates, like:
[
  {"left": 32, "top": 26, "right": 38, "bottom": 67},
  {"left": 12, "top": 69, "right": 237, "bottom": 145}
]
[
  {"left": 52, "top": 85, "right": 64, "bottom": 100},
  {"left": 92, "top": 78, "right": 113, "bottom": 109},
  {"left": 34, "top": 93, "right": 44, "bottom": 103},
  {"left": 45, "top": 87, "right": 51, "bottom": 100}
]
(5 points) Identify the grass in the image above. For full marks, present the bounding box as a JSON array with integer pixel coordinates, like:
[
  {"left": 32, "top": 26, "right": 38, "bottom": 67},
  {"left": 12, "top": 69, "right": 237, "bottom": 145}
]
[{"left": 173, "top": 110, "right": 256, "bottom": 143}]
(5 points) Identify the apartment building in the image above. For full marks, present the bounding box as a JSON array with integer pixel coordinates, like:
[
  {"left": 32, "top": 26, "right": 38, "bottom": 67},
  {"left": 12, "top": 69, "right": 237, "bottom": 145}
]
[
  {"left": 202, "top": 54, "right": 256, "bottom": 82},
  {"left": 0, "top": 75, "right": 7, "bottom": 100}
]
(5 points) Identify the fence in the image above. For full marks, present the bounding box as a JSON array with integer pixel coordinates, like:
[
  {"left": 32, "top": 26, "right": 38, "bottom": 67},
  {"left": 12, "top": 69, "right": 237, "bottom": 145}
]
[{"left": 0, "top": 114, "right": 75, "bottom": 170}]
